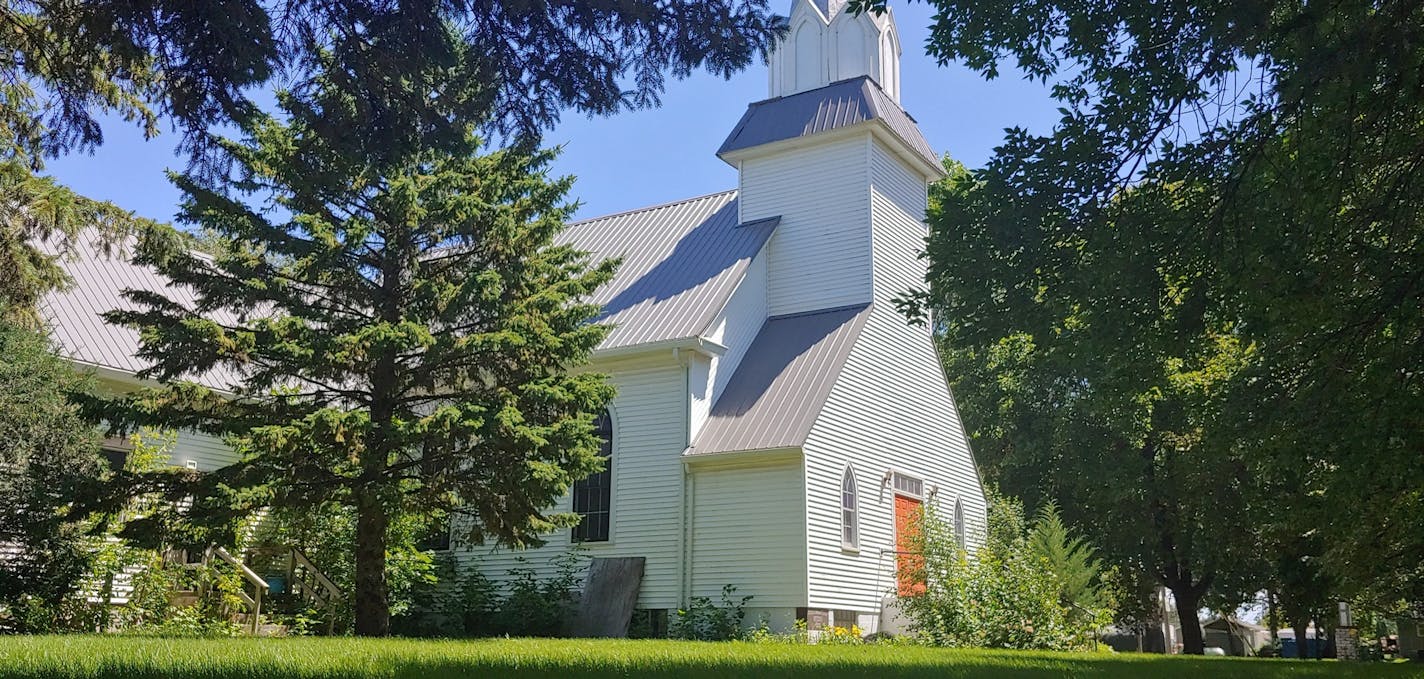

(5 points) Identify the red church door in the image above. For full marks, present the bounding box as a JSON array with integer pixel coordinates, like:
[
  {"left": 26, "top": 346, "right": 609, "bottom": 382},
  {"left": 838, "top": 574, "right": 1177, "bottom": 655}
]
[{"left": 895, "top": 494, "right": 925, "bottom": 596}]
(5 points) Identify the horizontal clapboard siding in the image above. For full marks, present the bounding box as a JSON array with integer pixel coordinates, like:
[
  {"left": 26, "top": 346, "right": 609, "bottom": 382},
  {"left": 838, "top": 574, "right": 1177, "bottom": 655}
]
[
  {"left": 739, "top": 134, "right": 873, "bottom": 317},
  {"left": 169, "top": 431, "right": 240, "bottom": 472},
  {"left": 453, "top": 356, "right": 688, "bottom": 609},
  {"left": 694, "top": 250, "right": 768, "bottom": 442},
  {"left": 868, "top": 141, "right": 929, "bottom": 302},
  {"left": 688, "top": 458, "right": 806, "bottom": 608},
  {"left": 801, "top": 138, "right": 986, "bottom": 614}
]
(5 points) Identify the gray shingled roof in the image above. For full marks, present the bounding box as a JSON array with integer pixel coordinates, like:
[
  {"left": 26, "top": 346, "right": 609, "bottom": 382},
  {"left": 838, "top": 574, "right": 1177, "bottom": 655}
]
[
  {"left": 717, "top": 76, "right": 940, "bottom": 170},
  {"left": 556, "top": 190, "right": 779, "bottom": 353},
  {"left": 690, "top": 304, "right": 871, "bottom": 456},
  {"left": 38, "top": 234, "right": 245, "bottom": 391}
]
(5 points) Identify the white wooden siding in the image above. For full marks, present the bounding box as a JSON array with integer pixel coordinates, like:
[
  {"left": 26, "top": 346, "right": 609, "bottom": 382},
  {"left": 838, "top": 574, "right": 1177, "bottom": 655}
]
[
  {"left": 170, "top": 431, "right": 240, "bottom": 472},
  {"left": 739, "top": 134, "right": 873, "bottom": 316},
  {"left": 695, "top": 250, "right": 768, "bottom": 441},
  {"left": 869, "top": 139, "right": 931, "bottom": 303},
  {"left": 454, "top": 355, "right": 689, "bottom": 609},
  {"left": 689, "top": 457, "right": 806, "bottom": 608},
  {"left": 801, "top": 137, "right": 987, "bottom": 613}
]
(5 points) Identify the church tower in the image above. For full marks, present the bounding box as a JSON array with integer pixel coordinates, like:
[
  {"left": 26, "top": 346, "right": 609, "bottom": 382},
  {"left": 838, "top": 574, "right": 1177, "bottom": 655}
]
[
  {"left": 770, "top": 0, "right": 902, "bottom": 102},
  {"left": 718, "top": 0, "right": 944, "bottom": 317},
  {"left": 719, "top": 1, "right": 982, "bottom": 629}
]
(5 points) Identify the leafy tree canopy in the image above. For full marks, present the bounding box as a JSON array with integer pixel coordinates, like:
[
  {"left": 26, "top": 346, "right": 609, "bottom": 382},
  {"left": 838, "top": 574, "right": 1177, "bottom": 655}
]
[
  {"left": 0, "top": 316, "right": 107, "bottom": 626},
  {"left": 865, "top": 0, "right": 1424, "bottom": 649}
]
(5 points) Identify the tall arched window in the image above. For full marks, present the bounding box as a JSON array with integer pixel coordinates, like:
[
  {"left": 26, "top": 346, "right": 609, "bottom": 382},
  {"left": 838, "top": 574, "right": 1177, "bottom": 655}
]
[
  {"left": 954, "top": 498, "right": 966, "bottom": 550},
  {"left": 572, "top": 411, "right": 613, "bottom": 542},
  {"left": 841, "top": 467, "right": 859, "bottom": 550}
]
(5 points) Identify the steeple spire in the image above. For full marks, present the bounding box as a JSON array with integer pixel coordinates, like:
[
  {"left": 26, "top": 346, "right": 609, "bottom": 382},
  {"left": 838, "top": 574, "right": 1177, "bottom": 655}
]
[
  {"left": 768, "top": 0, "right": 901, "bottom": 102},
  {"left": 810, "top": 0, "right": 849, "bottom": 19}
]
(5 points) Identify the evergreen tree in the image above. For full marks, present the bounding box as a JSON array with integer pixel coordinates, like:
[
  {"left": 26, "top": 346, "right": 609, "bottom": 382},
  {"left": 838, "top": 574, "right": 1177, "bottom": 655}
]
[
  {"left": 0, "top": 0, "right": 783, "bottom": 321},
  {"left": 87, "top": 30, "right": 618, "bottom": 635},
  {"left": 1028, "top": 502, "right": 1107, "bottom": 614}
]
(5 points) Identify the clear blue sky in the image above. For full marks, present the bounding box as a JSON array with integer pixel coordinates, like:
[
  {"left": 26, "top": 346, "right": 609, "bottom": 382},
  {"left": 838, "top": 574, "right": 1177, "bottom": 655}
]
[{"left": 43, "top": 3, "right": 1062, "bottom": 224}]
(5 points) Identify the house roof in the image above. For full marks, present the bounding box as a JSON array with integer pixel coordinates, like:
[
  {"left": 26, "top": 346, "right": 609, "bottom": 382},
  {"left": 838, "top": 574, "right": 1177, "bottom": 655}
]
[
  {"left": 690, "top": 304, "right": 871, "bottom": 456},
  {"left": 1203, "top": 617, "right": 1269, "bottom": 632},
  {"left": 717, "top": 76, "right": 940, "bottom": 170},
  {"left": 556, "top": 190, "right": 779, "bottom": 354},
  {"left": 38, "top": 234, "right": 245, "bottom": 391}
]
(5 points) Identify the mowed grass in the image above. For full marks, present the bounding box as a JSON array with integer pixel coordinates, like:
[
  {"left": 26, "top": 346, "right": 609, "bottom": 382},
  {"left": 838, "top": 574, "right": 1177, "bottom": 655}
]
[{"left": 0, "top": 636, "right": 1420, "bottom": 679}]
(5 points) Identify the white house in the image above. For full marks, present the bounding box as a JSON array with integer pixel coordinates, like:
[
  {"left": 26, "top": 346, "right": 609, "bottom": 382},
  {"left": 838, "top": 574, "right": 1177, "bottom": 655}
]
[
  {"left": 37, "top": 0, "right": 986, "bottom": 634},
  {"left": 456, "top": 0, "right": 987, "bottom": 634}
]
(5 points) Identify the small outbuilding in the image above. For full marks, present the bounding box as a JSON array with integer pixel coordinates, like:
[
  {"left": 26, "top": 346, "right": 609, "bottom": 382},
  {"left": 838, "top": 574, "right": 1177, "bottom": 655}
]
[
  {"left": 1398, "top": 617, "right": 1424, "bottom": 661},
  {"left": 1203, "top": 616, "right": 1270, "bottom": 656}
]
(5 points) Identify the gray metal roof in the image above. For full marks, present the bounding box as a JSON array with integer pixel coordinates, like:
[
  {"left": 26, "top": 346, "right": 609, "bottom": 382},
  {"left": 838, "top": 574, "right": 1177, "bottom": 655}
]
[
  {"left": 38, "top": 234, "right": 245, "bottom": 390},
  {"left": 38, "top": 189, "right": 778, "bottom": 387},
  {"left": 717, "top": 76, "right": 940, "bottom": 170},
  {"left": 690, "top": 304, "right": 871, "bottom": 455},
  {"left": 556, "top": 190, "right": 779, "bottom": 353}
]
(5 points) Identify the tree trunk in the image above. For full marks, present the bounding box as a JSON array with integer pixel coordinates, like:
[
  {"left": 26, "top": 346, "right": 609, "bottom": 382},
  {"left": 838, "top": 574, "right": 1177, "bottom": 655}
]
[
  {"left": 1173, "top": 586, "right": 1205, "bottom": 654},
  {"left": 1292, "top": 618, "right": 1310, "bottom": 658},
  {"left": 1267, "top": 589, "right": 1279, "bottom": 644},
  {"left": 353, "top": 490, "right": 391, "bottom": 636}
]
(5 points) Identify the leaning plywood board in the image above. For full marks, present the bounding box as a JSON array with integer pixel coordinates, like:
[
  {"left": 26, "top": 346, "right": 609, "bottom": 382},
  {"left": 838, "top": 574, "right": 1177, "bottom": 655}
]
[{"left": 570, "top": 557, "right": 645, "bottom": 637}]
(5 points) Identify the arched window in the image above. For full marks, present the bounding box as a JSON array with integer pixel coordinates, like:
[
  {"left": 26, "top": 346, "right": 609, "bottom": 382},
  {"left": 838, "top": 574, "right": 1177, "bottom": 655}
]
[
  {"left": 572, "top": 411, "right": 613, "bottom": 542},
  {"left": 954, "top": 498, "right": 966, "bottom": 550},
  {"left": 841, "top": 467, "right": 859, "bottom": 550}
]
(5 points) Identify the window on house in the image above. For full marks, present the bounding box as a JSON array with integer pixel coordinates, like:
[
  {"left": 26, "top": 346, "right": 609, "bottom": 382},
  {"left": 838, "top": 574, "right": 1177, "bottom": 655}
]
[
  {"left": 101, "top": 447, "right": 128, "bottom": 473},
  {"left": 841, "top": 467, "right": 859, "bottom": 550},
  {"left": 572, "top": 411, "right": 613, "bottom": 542},
  {"left": 954, "top": 498, "right": 966, "bottom": 550},
  {"left": 417, "top": 514, "right": 451, "bottom": 552},
  {"left": 891, "top": 471, "right": 923, "bottom": 498}
]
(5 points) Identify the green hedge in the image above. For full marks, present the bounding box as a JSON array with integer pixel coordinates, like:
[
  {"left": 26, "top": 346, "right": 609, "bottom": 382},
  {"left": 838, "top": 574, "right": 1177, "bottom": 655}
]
[{"left": 0, "top": 636, "right": 1418, "bottom": 679}]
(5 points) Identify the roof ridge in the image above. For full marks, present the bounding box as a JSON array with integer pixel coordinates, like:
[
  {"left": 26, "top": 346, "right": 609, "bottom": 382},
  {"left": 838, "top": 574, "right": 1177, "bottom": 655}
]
[
  {"left": 766, "top": 302, "right": 872, "bottom": 322},
  {"left": 568, "top": 188, "right": 737, "bottom": 227}
]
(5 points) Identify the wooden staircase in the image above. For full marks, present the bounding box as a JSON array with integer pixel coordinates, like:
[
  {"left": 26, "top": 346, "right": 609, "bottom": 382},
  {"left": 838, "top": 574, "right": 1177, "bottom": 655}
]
[{"left": 170, "top": 545, "right": 342, "bottom": 635}]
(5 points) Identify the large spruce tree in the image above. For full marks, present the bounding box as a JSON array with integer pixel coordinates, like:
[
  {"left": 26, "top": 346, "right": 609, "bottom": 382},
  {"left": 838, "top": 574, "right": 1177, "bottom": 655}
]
[
  {"left": 91, "top": 30, "right": 618, "bottom": 634},
  {"left": 1, "top": 0, "right": 783, "bottom": 321}
]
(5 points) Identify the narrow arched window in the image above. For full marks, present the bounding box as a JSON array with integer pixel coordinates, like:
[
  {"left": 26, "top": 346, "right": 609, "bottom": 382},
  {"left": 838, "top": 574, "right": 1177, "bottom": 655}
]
[
  {"left": 841, "top": 467, "right": 859, "bottom": 550},
  {"left": 954, "top": 498, "right": 966, "bottom": 550},
  {"left": 572, "top": 411, "right": 613, "bottom": 542}
]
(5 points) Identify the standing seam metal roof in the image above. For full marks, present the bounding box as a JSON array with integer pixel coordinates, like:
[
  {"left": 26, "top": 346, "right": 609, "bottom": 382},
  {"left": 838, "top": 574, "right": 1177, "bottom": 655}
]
[
  {"left": 717, "top": 76, "right": 940, "bottom": 169},
  {"left": 41, "top": 189, "right": 780, "bottom": 387},
  {"left": 690, "top": 304, "right": 872, "bottom": 456},
  {"left": 555, "top": 190, "right": 779, "bottom": 353},
  {"left": 39, "top": 234, "right": 246, "bottom": 390}
]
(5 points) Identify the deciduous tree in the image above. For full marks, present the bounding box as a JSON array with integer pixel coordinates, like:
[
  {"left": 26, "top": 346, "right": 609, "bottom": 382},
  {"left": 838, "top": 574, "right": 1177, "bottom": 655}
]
[
  {"left": 873, "top": 0, "right": 1424, "bottom": 649},
  {"left": 0, "top": 316, "right": 106, "bottom": 628}
]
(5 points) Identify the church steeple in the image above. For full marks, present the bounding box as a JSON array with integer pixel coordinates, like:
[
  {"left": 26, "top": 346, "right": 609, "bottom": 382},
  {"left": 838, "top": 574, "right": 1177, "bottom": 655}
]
[{"left": 768, "top": 0, "right": 902, "bottom": 102}]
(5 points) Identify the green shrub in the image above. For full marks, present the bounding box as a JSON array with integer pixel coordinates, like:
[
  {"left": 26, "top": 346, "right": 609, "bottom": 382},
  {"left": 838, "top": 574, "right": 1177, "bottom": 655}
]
[
  {"left": 432, "top": 550, "right": 588, "bottom": 637},
  {"left": 900, "top": 492, "right": 1111, "bottom": 650},
  {"left": 670, "top": 584, "right": 751, "bottom": 641},
  {"left": 497, "top": 551, "right": 586, "bottom": 636}
]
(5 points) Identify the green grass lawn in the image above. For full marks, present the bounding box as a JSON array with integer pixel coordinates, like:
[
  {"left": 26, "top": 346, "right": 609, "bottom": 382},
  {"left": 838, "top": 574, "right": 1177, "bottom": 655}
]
[{"left": 0, "top": 636, "right": 1419, "bottom": 679}]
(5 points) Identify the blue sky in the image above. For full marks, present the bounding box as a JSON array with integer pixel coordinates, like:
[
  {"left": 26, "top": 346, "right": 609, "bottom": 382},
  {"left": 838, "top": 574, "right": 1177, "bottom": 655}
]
[{"left": 43, "top": 3, "right": 1062, "bottom": 224}]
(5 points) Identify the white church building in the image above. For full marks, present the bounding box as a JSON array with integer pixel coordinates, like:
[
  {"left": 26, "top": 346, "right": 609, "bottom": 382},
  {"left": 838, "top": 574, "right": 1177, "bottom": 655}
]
[
  {"left": 39, "top": 0, "right": 986, "bottom": 634},
  {"left": 457, "top": 0, "right": 987, "bottom": 634}
]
